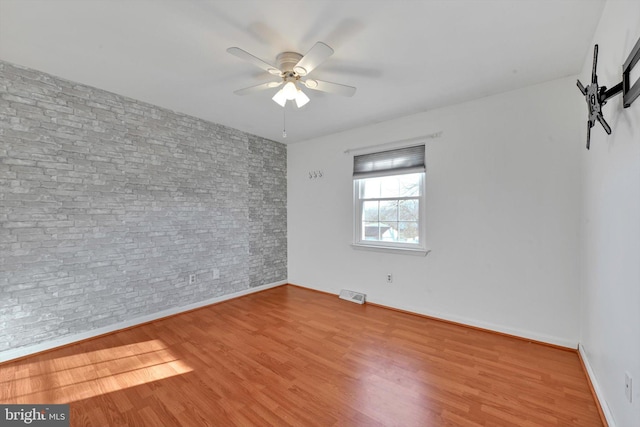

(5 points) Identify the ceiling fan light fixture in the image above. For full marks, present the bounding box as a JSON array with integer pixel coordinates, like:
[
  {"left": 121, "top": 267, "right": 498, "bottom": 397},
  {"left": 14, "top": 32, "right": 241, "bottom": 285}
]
[
  {"left": 295, "top": 89, "right": 310, "bottom": 108},
  {"left": 304, "top": 79, "right": 318, "bottom": 89},
  {"left": 282, "top": 81, "right": 298, "bottom": 100},
  {"left": 293, "top": 65, "right": 307, "bottom": 76},
  {"left": 272, "top": 89, "right": 287, "bottom": 107}
]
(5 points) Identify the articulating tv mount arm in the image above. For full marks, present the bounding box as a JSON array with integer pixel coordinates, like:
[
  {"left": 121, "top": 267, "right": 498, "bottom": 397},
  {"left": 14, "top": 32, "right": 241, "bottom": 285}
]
[{"left": 577, "top": 44, "right": 623, "bottom": 150}]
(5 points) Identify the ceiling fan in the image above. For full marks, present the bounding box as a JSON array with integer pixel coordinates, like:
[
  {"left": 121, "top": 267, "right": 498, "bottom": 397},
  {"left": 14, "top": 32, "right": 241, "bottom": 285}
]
[{"left": 227, "top": 42, "right": 356, "bottom": 108}]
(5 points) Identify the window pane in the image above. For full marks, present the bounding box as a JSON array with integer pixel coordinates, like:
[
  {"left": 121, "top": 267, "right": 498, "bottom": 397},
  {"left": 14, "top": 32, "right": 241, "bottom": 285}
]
[
  {"left": 379, "top": 200, "right": 398, "bottom": 222},
  {"left": 398, "top": 222, "right": 419, "bottom": 243},
  {"left": 360, "top": 173, "right": 422, "bottom": 199},
  {"left": 398, "top": 174, "right": 421, "bottom": 196},
  {"left": 363, "top": 222, "right": 382, "bottom": 240},
  {"left": 363, "top": 201, "right": 379, "bottom": 222},
  {"left": 380, "top": 176, "right": 400, "bottom": 198},
  {"left": 381, "top": 222, "right": 398, "bottom": 241},
  {"left": 362, "top": 178, "right": 381, "bottom": 198},
  {"left": 398, "top": 199, "right": 419, "bottom": 221}
]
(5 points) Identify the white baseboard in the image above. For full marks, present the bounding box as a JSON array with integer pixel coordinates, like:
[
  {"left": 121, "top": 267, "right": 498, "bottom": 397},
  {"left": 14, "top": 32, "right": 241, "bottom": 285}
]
[
  {"left": 292, "top": 283, "right": 577, "bottom": 349},
  {"left": 0, "top": 280, "right": 287, "bottom": 364},
  {"left": 374, "top": 298, "right": 577, "bottom": 348},
  {"left": 578, "top": 343, "right": 616, "bottom": 427}
]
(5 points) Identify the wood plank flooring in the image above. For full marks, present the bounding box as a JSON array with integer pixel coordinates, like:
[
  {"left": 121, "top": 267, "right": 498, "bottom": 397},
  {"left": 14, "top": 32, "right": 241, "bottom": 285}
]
[{"left": 0, "top": 285, "right": 603, "bottom": 426}]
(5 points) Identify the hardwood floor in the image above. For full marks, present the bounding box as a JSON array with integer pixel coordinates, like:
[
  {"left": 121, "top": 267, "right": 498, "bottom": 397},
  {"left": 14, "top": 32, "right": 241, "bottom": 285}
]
[{"left": 1, "top": 285, "right": 603, "bottom": 426}]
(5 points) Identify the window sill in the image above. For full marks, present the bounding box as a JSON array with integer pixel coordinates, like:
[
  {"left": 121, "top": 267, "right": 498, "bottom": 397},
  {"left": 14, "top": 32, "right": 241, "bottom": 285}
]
[{"left": 351, "top": 243, "right": 431, "bottom": 256}]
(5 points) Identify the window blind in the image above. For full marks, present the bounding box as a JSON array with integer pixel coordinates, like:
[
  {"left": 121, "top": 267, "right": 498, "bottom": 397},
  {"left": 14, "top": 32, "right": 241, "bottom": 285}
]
[{"left": 353, "top": 145, "right": 425, "bottom": 178}]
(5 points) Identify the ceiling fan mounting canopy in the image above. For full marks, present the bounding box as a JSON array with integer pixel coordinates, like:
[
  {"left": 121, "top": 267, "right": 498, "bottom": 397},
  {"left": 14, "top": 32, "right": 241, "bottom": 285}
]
[{"left": 276, "top": 52, "right": 303, "bottom": 74}]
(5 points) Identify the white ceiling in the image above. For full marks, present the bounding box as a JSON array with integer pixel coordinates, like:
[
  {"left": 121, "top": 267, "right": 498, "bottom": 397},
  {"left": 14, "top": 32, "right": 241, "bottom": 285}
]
[{"left": 0, "top": 0, "right": 605, "bottom": 144}]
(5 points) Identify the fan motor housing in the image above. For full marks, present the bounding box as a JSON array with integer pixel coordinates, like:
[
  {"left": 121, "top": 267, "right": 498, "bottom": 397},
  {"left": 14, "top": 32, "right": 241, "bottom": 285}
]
[{"left": 276, "top": 52, "right": 303, "bottom": 73}]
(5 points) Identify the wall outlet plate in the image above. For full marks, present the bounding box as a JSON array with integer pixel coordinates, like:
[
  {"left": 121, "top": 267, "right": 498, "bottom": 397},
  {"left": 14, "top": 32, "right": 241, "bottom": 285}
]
[
  {"left": 189, "top": 274, "right": 196, "bottom": 285},
  {"left": 625, "top": 372, "right": 633, "bottom": 403}
]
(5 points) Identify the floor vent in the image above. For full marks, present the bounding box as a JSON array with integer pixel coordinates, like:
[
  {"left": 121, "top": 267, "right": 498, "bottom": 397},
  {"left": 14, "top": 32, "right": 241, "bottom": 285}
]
[{"left": 339, "top": 289, "right": 366, "bottom": 304}]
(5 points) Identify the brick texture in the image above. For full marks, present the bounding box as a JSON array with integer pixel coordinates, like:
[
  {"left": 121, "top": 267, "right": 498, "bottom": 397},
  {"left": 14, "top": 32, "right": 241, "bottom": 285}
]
[{"left": 0, "top": 60, "right": 287, "bottom": 351}]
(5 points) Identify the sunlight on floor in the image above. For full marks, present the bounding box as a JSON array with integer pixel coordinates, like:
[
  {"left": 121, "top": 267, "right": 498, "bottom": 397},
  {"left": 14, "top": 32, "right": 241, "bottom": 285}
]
[{"left": 0, "top": 340, "right": 193, "bottom": 404}]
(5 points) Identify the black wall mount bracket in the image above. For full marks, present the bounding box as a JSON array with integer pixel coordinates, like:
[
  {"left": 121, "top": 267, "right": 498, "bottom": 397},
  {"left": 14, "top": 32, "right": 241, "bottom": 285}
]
[
  {"left": 622, "top": 36, "right": 640, "bottom": 108},
  {"left": 577, "top": 37, "right": 640, "bottom": 150}
]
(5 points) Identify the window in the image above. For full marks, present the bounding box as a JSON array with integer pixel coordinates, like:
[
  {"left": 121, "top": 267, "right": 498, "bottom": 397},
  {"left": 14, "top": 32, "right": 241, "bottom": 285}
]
[{"left": 353, "top": 145, "right": 427, "bottom": 254}]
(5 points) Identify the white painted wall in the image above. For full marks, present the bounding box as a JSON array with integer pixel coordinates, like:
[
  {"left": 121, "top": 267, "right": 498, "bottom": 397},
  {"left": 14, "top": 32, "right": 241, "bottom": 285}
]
[
  {"left": 288, "top": 76, "right": 583, "bottom": 348},
  {"left": 579, "top": 1, "right": 640, "bottom": 426}
]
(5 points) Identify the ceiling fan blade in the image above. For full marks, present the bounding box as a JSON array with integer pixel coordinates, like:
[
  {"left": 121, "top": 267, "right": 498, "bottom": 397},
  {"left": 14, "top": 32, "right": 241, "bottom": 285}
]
[
  {"left": 293, "top": 42, "right": 334, "bottom": 76},
  {"left": 227, "top": 47, "right": 282, "bottom": 75},
  {"left": 233, "top": 81, "right": 282, "bottom": 96},
  {"left": 302, "top": 79, "right": 356, "bottom": 97}
]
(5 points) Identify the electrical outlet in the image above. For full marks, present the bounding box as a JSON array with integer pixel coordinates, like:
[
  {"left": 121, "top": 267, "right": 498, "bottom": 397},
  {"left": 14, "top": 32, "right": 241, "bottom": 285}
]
[
  {"left": 213, "top": 268, "right": 220, "bottom": 280},
  {"left": 625, "top": 372, "right": 633, "bottom": 403},
  {"left": 189, "top": 274, "right": 196, "bottom": 284},
  {"left": 386, "top": 273, "right": 392, "bottom": 283}
]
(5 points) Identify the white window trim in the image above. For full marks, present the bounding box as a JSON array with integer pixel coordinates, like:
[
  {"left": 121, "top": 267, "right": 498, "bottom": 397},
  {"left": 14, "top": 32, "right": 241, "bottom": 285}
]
[
  {"left": 350, "top": 243, "right": 431, "bottom": 256},
  {"left": 352, "top": 173, "right": 429, "bottom": 256}
]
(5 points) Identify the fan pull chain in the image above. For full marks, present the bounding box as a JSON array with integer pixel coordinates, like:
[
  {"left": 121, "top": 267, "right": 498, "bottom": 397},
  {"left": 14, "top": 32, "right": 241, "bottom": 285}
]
[{"left": 282, "top": 106, "right": 287, "bottom": 138}]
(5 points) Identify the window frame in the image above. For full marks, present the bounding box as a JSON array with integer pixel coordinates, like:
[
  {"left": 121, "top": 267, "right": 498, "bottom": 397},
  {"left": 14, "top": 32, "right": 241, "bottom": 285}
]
[{"left": 353, "top": 171, "right": 428, "bottom": 255}]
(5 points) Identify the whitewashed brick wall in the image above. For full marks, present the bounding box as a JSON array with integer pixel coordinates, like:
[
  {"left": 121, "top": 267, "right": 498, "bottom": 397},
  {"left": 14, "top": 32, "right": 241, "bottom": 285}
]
[{"left": 0, "top": 61, "right": 287, "bottom": 351}]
